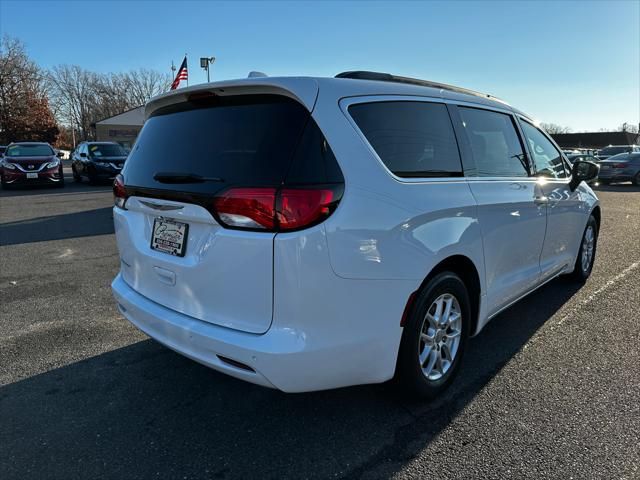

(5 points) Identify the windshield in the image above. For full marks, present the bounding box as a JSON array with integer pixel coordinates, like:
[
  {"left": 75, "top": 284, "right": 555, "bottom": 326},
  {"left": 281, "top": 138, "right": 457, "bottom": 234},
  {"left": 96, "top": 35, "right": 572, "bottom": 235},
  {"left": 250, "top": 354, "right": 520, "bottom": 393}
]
[
  {"left": 89, "top": 144, "right": 127, "bottom": 157},
  {"left": 6, "top": 144, "right": 54, "bottom": 157},
  {"left": 599, "top": 147, "right": 629, "bottom": 156}
]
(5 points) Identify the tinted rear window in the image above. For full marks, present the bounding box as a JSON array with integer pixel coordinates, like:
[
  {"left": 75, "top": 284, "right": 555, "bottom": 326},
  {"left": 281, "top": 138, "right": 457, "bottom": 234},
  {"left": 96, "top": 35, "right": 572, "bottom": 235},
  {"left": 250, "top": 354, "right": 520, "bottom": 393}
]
[
  {"left": 123, "top": 95, "right": 310, "bottom": 194},
  {"left": 348, "top": 101, "right": 462, "bottom": 177}
]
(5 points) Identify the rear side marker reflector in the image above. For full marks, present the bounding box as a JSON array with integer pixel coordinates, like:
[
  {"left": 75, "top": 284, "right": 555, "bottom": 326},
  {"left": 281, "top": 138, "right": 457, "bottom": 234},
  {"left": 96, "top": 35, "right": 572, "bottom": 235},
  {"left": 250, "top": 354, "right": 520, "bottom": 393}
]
[{"left": 216, "top": 355, "right": 256, "bottom": 372}]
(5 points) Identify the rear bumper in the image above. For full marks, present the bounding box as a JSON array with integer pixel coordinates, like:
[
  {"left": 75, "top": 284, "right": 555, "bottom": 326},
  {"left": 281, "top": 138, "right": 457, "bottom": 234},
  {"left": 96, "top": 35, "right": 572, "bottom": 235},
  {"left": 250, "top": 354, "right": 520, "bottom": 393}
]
[
  {"left": 112, "top": 273, "right": 404, "bottom": 392},
  {"left": 113, "top": 273, "right": 279, "bottom": 389}
]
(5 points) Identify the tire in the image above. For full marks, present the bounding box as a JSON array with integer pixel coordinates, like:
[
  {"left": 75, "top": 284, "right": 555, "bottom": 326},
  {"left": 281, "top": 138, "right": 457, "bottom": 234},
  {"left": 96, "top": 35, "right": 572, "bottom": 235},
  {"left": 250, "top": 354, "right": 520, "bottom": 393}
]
[
  {"left": 633, "top": 172, "right": 640, "bottom": 187},
  {"left": 72, "top": 166, "right": 82, "bottom": 183},
  {"left": 569, "top": 215, "right": 598, "bottom": 283},
  {"left": 87, "top": 173, "right": 98, "bottom": 185},
  {"left": 56, "top": 167, "right": 65, "bottom": 188},
  {"left": 396, "top": 272, "right": 471, "bottom": 400}
]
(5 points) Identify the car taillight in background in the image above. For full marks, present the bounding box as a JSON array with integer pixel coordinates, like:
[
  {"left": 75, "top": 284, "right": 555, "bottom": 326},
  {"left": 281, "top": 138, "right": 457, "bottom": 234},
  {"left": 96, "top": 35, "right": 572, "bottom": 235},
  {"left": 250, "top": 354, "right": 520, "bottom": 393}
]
[
  {"left": 113, "top": 174, "right": 128, "bottom": 209},
  {"left": 212, "top": 185, "right": 342, "bottom": 232},
  {"left": 612, "top": 163, "right": 629, "bottom": 169}
]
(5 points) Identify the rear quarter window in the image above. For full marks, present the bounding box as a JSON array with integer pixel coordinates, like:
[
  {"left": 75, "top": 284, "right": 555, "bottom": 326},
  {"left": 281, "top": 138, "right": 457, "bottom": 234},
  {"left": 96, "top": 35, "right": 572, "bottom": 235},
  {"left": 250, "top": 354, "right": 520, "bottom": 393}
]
[{"left": 348, "top": 101, "right": 462, "bottom": 178}]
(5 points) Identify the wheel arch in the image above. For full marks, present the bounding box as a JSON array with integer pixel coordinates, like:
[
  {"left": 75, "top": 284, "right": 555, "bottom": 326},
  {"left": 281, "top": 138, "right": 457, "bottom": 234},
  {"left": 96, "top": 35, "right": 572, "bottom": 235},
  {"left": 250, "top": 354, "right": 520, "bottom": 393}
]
[
  {"left": 406, "top": 255, "right": 482, "bottom": 337},
  {"left": 590, "top": 205, "right": 601, "bottom": 231}
]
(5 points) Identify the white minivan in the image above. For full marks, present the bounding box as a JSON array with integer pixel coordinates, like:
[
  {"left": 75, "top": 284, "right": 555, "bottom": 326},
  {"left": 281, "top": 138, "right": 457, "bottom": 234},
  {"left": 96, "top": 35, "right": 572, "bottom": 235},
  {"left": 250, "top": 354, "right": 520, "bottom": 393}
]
[{"left": 111, "top": 71, "right": 600, "bottom": 398}]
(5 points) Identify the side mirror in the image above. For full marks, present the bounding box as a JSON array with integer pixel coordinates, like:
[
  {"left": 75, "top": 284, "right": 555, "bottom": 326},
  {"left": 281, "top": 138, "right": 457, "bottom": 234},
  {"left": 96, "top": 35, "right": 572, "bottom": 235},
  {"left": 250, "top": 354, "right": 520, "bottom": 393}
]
[
  {"left": 57, "top": 151, "right": 64, "bottom": 158},
  {"left": 569, "top": 160, "right": 599, "bottom": 191},
  {"left": 80, "top": 152, "right": 87, "bottom": 158}
]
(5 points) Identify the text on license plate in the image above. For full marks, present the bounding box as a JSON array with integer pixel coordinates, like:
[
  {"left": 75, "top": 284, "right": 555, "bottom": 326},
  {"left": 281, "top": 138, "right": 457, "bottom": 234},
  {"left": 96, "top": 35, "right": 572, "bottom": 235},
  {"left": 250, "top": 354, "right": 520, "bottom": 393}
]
[
  {"left": 26, "top": 173, "right": 38, "bottom": 179},
  {"left": 151, "top": 218, "right": 188, "bottom": 257}
]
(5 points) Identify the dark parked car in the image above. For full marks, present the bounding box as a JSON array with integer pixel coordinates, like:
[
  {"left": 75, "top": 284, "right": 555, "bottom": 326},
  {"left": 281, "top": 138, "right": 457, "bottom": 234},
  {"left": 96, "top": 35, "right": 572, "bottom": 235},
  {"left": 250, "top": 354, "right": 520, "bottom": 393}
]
[
  {"left": 71, "top": 142, "right": 128, "bottom": 184},
  {"left": 597, "top": 152, "right": 640, "bottom": 185},
  {"left": 0, "top": 142, "right": 65, "bottom": 188},
  {"left": 596, "top": 145, "right": 640, "bottom": 161}
]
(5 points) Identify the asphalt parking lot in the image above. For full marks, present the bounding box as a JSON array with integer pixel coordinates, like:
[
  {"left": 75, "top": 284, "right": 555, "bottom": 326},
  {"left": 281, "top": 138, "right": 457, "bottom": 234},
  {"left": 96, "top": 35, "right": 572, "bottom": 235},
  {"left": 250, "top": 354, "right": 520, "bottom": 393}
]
[{"left": 1, "top": 169, "right": 639, "bottom": 480}]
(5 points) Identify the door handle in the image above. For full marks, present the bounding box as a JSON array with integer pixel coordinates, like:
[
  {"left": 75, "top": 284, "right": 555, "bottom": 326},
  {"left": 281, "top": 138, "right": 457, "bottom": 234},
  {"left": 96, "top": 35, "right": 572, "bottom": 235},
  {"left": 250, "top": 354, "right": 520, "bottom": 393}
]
[{"left": 534, "top": 196, "right": 549, "bottom": 205}]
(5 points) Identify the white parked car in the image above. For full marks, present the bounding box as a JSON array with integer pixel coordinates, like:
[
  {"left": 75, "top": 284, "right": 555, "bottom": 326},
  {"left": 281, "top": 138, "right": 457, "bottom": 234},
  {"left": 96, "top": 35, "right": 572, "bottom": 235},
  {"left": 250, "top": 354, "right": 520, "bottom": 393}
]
[{"left": 111, "top": 71, "right": 600, "bottom": 398}]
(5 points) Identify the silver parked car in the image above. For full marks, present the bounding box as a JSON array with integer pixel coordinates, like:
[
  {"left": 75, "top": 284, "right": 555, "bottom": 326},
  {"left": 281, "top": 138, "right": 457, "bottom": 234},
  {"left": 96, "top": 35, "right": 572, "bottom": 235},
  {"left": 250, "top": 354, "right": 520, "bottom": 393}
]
[{"left": 597, "top": 152, "right": 640, "bottom": 185}]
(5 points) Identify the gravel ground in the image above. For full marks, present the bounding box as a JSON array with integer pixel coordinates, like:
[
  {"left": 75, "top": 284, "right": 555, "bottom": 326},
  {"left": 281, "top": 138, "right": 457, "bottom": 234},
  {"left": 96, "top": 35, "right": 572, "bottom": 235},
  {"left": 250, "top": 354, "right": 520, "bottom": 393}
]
[{"left": 1, "top": 171, "right": 639, "bottom": 479}]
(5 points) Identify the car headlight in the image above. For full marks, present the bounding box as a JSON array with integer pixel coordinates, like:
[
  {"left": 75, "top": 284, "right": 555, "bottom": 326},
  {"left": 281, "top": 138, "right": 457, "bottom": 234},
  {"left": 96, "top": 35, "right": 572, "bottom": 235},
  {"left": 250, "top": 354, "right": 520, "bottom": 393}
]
[
  {"left": 95, "top": 161, "right": 110, "bottom": 167},
  {"left": 1, "top": 160, "right": 16, "bottom": 170},
  {"left": 45, "top": 159, "right": 60, "bottom": 169}
]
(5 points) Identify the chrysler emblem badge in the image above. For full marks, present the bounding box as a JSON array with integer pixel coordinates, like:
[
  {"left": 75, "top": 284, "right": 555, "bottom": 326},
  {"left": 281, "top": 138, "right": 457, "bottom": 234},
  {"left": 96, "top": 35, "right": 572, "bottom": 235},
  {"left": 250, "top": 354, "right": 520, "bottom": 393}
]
[{"left": 28, "top": 165, "right": 35, "bottom": 169}]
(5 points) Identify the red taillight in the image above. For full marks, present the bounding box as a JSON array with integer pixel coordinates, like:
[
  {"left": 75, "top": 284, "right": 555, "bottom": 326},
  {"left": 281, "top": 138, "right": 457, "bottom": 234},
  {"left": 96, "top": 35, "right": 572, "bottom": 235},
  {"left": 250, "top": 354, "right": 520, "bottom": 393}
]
[
  {"left": 278, "top": 188, "right": 335, "bottom": 231},
  {"left": 113, "top": 174, "right": 127, "bottom": 209},
  {"left": 612, "top": 163, "right": 628, "bottom": 168},
  {"left": 212, "top": 188, "right": 276, "bottom": 230},
  {"left": 211, "top": 186, "right": 341, "bottom": 232}
]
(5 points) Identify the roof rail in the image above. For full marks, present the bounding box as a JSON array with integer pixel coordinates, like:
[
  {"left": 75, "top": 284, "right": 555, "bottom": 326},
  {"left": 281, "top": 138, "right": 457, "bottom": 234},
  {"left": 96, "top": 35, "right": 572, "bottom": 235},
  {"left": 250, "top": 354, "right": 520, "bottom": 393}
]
[{"left": 335, "top": 70, "right": 507, "bottom": 104}]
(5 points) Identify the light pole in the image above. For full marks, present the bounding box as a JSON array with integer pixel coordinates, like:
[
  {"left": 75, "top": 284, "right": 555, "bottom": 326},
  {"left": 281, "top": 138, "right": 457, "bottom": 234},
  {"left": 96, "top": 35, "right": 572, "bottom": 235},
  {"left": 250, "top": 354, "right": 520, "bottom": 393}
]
[{"left": 200, "top": 57, "right": 216, "bottom": 83}]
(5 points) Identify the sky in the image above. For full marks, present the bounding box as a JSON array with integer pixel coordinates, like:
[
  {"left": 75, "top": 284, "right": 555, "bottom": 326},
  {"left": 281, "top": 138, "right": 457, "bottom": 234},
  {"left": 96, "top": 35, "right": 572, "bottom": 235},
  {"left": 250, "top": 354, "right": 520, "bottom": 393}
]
[{"left": 1, "top": 0, "right": 639, "bottom": 132}]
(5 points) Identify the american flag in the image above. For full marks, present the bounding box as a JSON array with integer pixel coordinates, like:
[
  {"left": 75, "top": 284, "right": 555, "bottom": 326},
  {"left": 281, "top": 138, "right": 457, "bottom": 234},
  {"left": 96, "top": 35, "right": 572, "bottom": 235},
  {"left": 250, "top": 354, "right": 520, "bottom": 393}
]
[{"left": 171, "top": 57, "right": 188, "bottom": 90}]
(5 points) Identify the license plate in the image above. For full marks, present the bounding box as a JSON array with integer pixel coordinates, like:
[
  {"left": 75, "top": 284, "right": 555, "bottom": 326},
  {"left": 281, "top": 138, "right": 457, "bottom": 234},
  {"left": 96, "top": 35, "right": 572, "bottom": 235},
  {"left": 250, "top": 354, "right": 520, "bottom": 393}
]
[
  {"left": 26, "top": 172, "right": 38, "bottom": 179},
  {"left": 151, "top": 218, "right": 188, "bottom": 257}
]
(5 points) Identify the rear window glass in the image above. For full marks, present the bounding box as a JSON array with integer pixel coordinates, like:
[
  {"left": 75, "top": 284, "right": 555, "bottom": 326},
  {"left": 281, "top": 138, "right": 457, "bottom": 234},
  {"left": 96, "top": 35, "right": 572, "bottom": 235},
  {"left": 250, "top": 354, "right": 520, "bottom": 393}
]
[
  {"left": 123, "top": 95, "right": 310, "bottom": 194},
  {"left": 348, "top": 101, "right": 462, "bottom": 177}
]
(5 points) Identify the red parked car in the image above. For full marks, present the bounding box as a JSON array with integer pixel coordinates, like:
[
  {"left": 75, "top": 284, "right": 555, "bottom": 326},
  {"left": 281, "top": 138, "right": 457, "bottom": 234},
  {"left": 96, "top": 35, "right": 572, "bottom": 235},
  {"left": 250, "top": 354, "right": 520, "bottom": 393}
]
[{"left": 0, "top": 142, "right": 65, "bottom": 188}]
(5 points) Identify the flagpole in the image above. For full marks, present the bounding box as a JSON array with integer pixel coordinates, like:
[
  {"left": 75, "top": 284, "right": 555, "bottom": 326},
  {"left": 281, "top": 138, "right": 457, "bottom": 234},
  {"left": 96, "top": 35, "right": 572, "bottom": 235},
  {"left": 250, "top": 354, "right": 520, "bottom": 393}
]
[
  {"left": 170, "top": 60, "right": 176, "bottom": 92},
  {"left": 185, "top": 53, "right": 188, "bottom": 87}
]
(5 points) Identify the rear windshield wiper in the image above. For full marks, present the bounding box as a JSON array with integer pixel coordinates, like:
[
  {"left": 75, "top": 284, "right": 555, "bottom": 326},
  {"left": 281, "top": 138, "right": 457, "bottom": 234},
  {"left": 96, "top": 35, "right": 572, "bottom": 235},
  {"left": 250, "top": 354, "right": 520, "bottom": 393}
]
[
  {"left": 392, "top": 170, "right": 464, "bottom": 178},
  {"left": 153, "top": 172, "right": 224, "bottom": 184}
]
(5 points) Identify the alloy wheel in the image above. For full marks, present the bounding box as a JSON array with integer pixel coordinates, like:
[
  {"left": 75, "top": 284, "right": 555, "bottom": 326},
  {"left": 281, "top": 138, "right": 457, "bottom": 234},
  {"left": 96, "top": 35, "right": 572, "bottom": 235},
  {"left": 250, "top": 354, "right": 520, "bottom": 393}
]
[
  {"left": 581, "top": 225, "right": 595, "bottom": 273},
  {"left": 418, "top": 293, "right": 462, "bottom": 381}
]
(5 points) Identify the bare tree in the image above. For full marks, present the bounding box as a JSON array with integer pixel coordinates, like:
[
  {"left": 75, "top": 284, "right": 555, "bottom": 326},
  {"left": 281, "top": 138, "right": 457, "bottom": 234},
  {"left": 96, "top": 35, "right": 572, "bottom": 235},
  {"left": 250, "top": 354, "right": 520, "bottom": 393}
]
[
  {"left": 0, "top": 36, "right": 58, "bottom": 144},
  {"left": 47, "top": 64, "right": 99, "bottom": 141},
  {"left": 123, "top": 68, "right": 171, "bottom": 105},
  {"left": 540, "top": 122, "right": 572, "bottom": 135},
  {"left": 47, "top": 65, "right": 170, "bottom": 142},
  {"left": 617, "top": 123, "right": 639, "bottom": 134}
]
